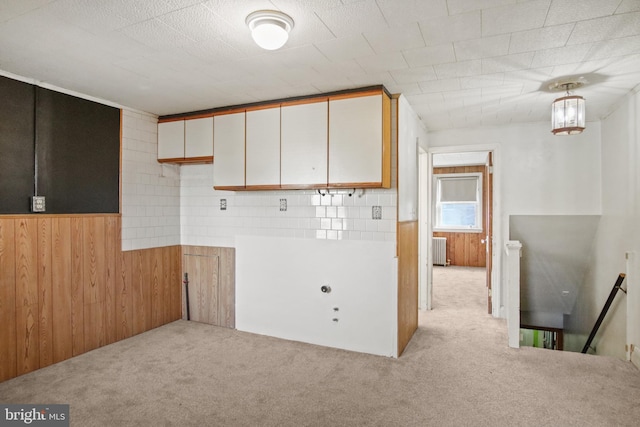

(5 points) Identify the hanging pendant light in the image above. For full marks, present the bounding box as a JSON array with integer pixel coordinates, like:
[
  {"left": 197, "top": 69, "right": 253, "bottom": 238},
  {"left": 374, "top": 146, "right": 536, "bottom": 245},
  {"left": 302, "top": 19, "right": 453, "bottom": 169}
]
[
  {"left": 549, "top": 80, "right": 586, "bottom": 135},
  {"left": 246, "top": 10, "right": 294, "bottom": 51}
]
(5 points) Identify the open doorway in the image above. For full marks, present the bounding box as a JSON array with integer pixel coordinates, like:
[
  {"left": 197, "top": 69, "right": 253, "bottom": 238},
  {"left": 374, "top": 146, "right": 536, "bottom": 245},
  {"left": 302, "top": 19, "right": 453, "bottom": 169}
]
[{"left": 419, "top": 145, "right": 501, "bottom": 319}]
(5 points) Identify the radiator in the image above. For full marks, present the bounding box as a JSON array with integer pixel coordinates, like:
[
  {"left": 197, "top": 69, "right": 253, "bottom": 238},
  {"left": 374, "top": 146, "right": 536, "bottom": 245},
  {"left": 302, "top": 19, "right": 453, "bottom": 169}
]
[{"left": 433, "top": 237, "right": 447, "bottom": 266}]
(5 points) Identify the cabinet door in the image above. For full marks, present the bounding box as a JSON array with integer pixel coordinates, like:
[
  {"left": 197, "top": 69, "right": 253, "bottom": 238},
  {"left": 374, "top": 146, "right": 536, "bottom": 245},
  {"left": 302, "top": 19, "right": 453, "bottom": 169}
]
[
  {"left": 185, "top": 117, "right": 213, "bottom": 158},
  {"left": 281, "top": 101, "right": 328, "bottom": 187},
  {"left": 329, "top": 94, "right": 383, "bottom": 186},
  {"left": 246, "top": 107, "right": 280, "bottom": 187},
  {"left": 213, "top": 112, "right": 245, "bottom": 188},
  {"left": 158, "top": 120, "right": 185, "bottom": 160}
]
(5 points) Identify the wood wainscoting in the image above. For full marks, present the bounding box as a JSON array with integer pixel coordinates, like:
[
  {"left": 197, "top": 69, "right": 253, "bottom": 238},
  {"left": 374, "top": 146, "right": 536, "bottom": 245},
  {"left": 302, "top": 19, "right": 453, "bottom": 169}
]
[
  {"left": 0, "top": 215, "right": 181, "bottom": 382},
  {"left": 397, "top": 220, "right": 418, "bottom": 356}
]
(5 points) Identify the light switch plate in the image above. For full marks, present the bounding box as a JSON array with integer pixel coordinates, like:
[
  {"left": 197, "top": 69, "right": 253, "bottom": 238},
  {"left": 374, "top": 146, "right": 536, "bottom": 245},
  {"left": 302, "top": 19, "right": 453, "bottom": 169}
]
[{"left": 31, "top": 196, "right": 46, "bottom": 212}]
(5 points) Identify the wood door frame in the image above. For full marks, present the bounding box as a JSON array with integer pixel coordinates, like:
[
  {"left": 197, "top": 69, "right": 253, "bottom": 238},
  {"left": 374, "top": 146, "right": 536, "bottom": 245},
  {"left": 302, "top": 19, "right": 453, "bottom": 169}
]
[{"left": 419, "top": 144, "right": 502, "bottom": 318}]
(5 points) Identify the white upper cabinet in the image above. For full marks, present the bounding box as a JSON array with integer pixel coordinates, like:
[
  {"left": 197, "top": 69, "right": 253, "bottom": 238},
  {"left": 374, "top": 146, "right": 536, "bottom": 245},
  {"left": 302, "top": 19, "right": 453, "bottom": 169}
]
[
  {"left": 281, "top": 101, "right": 328, "bottom": 187},
  {"left": 184, "top": 117, "right": 213, "bottom": 158},
  {"left": 328, "top": 94, "right": 386, "bottom": 186},
  {"left": 246, "top": 107, "right": 281, "bottom": 187},
  {"left": 213, "top": 112, "right": 245, "bottom": 188},
  {"left": 158, "top": 118, "right": 213, "bottom": 163},
  {"left": 157, "top": 120, "right": 184, "bottom": 160}
]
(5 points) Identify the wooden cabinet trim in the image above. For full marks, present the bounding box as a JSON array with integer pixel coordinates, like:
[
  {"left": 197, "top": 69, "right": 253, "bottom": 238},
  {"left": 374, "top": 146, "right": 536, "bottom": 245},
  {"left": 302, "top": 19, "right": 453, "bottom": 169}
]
[
  {"left": 213, "top": 107, "right": 247, "bottom": 117},
  {"left": 281, "top": 97, "right": 329, "bottom": 107},
  {"left": 381, "top": 92, "right": 391, "bottom": 189},
  {"left": 158, "top": 156, "right": 213, "bottom": 164},
  {"left": 328, "top": 89, "right": 383, "bottom": 101},
  {"left": 0, "top": 213, "right": 121, "bottom": 219},
  {"left": 213, "top": 186, "right": 247, "bottom": 191},
  {"left": 159, "top": 86, "right": 386, "bottom": 122},
  {"left": 245, "top": 102, "right": 281, "bottom": 112},
  {"left": 244, "top": 184, "right": 282, "bottom": 191},
  {"left": 327, "top": 182, "right": 384, "bottom": 189}
]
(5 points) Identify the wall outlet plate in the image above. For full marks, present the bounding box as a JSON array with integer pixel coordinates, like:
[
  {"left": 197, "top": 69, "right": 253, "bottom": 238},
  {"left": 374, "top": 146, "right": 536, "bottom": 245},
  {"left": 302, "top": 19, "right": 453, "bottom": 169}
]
[
  {"left": 372, "top": 205, "right": 382, "bottom": 220},
  {"left": 220, "top": 199, "right": 227, "bottom": 211},
  {"left": 280, "top": 198, "right": 287, "bottom": 212},
  {"left": 31, "top": 196, "right": 46, "bottom": 212}
]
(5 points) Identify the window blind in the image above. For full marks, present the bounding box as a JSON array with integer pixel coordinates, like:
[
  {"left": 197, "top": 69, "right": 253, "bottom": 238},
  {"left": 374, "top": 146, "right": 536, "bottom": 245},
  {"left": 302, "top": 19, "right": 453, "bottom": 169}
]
[{"left": 439, "top": 177, "right": 478, "bottom": 202}]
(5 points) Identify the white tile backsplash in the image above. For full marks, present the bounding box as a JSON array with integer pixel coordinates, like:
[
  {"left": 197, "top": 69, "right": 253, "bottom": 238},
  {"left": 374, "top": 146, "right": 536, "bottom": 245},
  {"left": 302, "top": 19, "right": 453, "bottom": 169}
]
[
  {"left": 180, "top": 162, "right": 398, "bottom": 246},
  {"left": 121, "top": 109, "right": 180, "bottom": 251}
]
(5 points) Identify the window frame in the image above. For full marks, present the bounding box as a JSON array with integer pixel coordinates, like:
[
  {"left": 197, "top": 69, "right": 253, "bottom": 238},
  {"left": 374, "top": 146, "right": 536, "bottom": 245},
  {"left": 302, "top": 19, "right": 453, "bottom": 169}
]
[{"left": 433, "top": 172, "right": 483, "bottom": 233}]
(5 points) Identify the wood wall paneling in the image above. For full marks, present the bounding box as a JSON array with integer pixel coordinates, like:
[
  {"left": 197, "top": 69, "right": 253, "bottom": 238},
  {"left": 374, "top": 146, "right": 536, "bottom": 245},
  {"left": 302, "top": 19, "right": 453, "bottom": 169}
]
[
  {"left": 83, "top": 217, "right": 106, "bottom": 352},
  {"left": 51, "top": 217, "right": 72, "bottom": 363},
  {"left": 397, "top": 221, "right": 418, "bottom": 356},
  {"left": 117, "top": 251, "right": 133, "bottom": 341},
  {"left": 15, "top": 218, "right": 39, "bottom": 375},
  {"left": 70, "top": 217, "right": 85, "bottom": 356},
  {"left": 0, "top": 213, "right": 204, "bottom": 383},
  {"left": 151, "top": 247, "right": 164, "bottom": 329},
  {"left": 171, "top": 246, "right": 182, "bottom": 322},
  {"left": 131, "top": 250, "right": 146, "bottom": 336},
  {"left": 433, "top": 166, "right": 487, "bottom": 267},
  {"left": 37, "top": 218, "right": 53, "bottom": 368},
  {"left": 0, "top": 219, "right": 17, "bottom": 381},
  {"left": 104, "top": 216, "right": 118, "bottom": 345},
  {"left": 161, "top": 247, "right": 171, "bottom": 324}
]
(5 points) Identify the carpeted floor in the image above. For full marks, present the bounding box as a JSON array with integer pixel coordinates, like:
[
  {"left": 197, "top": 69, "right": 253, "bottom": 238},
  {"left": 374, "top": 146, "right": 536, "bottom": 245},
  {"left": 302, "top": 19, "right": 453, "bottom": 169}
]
[{"left": 1, "top": 266, "right": 639, "bottom": 426}]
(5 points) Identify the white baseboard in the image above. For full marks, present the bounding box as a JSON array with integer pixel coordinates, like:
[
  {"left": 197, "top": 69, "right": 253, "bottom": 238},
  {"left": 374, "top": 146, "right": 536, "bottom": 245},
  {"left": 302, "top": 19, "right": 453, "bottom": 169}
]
[{"left": 632, "top": 346, "right": 640, "bottom": 370}]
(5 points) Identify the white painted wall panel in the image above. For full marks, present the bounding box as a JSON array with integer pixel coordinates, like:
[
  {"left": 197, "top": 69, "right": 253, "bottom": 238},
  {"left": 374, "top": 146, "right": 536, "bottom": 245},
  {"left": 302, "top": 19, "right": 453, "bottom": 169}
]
[
  {"left": 235, "top": 236, "right": 398, "bottom": 357},
  {"left": 398, "top": 95, "right": 425, "bottom": 221}
]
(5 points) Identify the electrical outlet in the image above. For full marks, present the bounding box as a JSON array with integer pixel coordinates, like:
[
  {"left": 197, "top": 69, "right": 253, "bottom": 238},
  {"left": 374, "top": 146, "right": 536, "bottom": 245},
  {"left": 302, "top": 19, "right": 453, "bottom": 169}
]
[
  {"left": 220, "top": 199, "right": 227, "bottom": 211},
  {"left": 372, "top": 205, "right": 382, "bottom": 220},
  {"left": 280, "top": 198, "right": 287, "bottom": 212},
  {"left": 31, "top": 196, "right": 46, "bottom": 212}
]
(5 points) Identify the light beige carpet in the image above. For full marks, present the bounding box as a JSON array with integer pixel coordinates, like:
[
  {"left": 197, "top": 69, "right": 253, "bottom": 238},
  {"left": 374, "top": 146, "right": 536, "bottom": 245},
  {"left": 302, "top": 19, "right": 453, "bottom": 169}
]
[{"left": 1, "top": 266, "right": 639, "bottom": 426}]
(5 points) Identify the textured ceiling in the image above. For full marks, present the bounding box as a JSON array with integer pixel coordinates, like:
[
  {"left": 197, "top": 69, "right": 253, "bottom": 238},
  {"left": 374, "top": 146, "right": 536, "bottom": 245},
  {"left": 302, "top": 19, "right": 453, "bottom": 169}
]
[{"left": 1, "top": 0, "right": 639, "bottom": 130}]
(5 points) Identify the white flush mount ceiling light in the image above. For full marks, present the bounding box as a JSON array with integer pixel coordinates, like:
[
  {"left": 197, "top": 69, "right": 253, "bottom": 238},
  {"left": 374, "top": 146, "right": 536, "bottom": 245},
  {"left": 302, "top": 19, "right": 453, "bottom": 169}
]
[
  {"left": 246, "top": 10, "right": 294, "bottom": 51},
  {"left": 549, "top": 79, "right": 586, "bottom": 135}
]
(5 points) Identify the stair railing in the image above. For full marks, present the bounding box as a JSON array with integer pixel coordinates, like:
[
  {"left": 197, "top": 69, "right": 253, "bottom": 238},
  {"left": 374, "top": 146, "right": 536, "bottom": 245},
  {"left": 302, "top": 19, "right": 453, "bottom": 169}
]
[{"left": 581, "top": 273, "right": 626, "bottom": 354}]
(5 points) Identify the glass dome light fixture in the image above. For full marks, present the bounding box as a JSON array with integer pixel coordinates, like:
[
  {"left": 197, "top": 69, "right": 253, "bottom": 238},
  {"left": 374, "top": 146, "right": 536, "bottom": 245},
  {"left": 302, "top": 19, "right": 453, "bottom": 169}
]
[
  {"left": 246, "top": 10, "right": 294, "bottom": 51},
  {"left": 549, "top": 80, "right": 586, "bottom": 135}
]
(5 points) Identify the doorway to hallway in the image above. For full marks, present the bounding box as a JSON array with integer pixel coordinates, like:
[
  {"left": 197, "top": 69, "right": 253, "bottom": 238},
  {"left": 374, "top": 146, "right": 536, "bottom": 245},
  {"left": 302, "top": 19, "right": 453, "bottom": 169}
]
[{"left": 422, "top": 150, "right": 495, "bottom": 315}]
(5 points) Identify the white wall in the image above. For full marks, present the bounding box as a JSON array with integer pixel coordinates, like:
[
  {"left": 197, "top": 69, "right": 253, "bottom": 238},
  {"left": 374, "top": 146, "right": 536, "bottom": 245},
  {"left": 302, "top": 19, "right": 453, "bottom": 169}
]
[
  {"left": 564, "top": 87, "right": 640, "bottom": 359},
  {"left": 397, "top": 95, "right": 427, "bottom": 222},
  {"left": 236, "top": 236, "right": 398, "bottom": 357},
  {"left": 121, "top": 109, "right": 180, "bottom": 250},
  {"left": 428, "top": 122, "right": 602, "bottom": 317}
]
